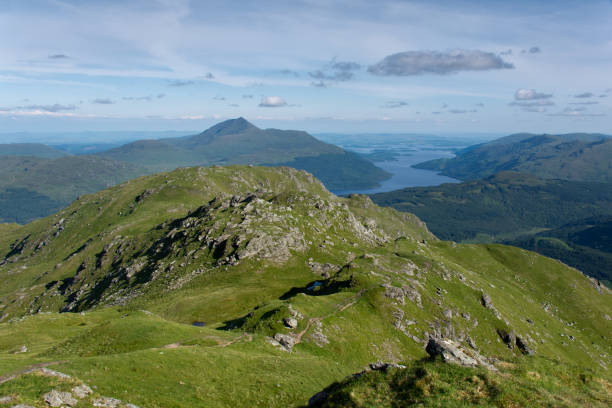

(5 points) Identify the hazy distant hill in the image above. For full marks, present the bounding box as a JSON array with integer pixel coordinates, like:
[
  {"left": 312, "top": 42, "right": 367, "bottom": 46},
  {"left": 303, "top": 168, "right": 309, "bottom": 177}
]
[
  {"left": 99, "top": 117, "right": 390, "bottom": 190},
  {"left": 0, "top": 143, "right": 69, "bottom": 159},
  {"left": 0, "top": 156, "right": 142, "bottom": 223},
  {"left": 415, "top": 133, "right": 612, "bottom": 182},
  {"left": 0, "top": 118, "right": 388, "bottom": 223}
]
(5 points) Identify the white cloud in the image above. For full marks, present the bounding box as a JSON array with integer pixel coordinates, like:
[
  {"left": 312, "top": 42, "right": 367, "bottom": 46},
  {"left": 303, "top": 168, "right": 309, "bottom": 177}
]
[
  {"left": 259, "top": 96, "right": 288, "bottom": 107},
  {"left": 514, "top": 89, "right": 552, "bottom": 100}
]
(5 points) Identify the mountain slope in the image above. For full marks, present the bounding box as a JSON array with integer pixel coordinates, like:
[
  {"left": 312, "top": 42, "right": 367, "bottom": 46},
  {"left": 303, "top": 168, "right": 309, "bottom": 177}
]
[
  {"left": 0, "top": 156, "right": 143, "bottom": 223},
  {"left": 0, "top": 166, "right": 609, "bottom": 407},
  {"left": 506, "top": 216, "right": 612, "bottom": 287},
  {"left": 415, "top": 133, "right": 612, "bottom": 182},
  {"left": 370, "top": 172, "right": 612, "bottom": 284},
  {"left": 0, "top": 143, "right": 69, "bottom": 159},
  {"left": 99, "top": 117, "right": 390, "bottom": 189}
]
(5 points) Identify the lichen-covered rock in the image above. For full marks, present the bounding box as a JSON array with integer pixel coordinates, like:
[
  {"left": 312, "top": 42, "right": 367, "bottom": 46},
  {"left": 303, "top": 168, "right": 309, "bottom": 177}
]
[
  {"left": 426, "top": 338, "right": 495, "bottom": 370},
  {"left": 92, "top": 397, "right": 122, "bottom": 408},
  {"left": 283, "top": 317, "right": 298, "bottom": 329},
  {"left": 43, "top": 390, "right": 77, "bottom": 407},
  {"left": 273, "top": 333, "right": 297, "bottom": 352},
  {"left": 72, "top": 384, "right": 93, "bottom": 398}
]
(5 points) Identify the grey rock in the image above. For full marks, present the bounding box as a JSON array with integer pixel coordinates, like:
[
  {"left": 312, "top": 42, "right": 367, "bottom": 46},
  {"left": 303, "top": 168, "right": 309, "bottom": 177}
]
[
  {"left": 11, "top": 405, "right": 36, "bottom": 408},
  {"left": 426, "top": 338, "right": 495, "bottom": 370},
  {"left": 72, "top": 384, "right": 93, "bottom": 399},
  {"left": 497, "top": 329, "right": 516, "bottom": 349},
  {"left": 0, "top": 396, "right": 13, "bottom": 404},
  {"left": 273, "top": 333, "right": 297, "bottom": 352},
  {"left": 481, "top": 293, "right": 492, "bottom": 308},
  {"left": 283, "top": 317, "right": 298, "bottom": 329},
  {"left": 43, "top": 390, "right": 77, "bottom": 407},
  {"left": 92, "top": 397, "right": 122, "bottom": 408},
  {"left": 369, "top": 361, "right": 406, "bottom": 371},
  {"left": 516, "top": 336, "right": 534, "bottom": 355}
]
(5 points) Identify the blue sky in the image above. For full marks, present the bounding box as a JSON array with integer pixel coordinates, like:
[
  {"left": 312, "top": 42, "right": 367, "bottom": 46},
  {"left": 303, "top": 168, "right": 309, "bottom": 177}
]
[{"left": 0, "top": 0, "right": 611, "bottom": 135}]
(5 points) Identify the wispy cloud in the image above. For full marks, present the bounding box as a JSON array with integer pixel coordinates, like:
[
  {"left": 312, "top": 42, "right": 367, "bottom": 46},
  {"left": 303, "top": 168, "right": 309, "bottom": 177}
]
[
  {"left": 168, "top": 79, "right": 195, "bottom": 87},
  {"left": 448, "top": 109, "right": 477, "bottom": 114},
  {"left": 382, "top": 101, "right": 409, "bottom": 108},
  {"left": 368, "top": 49, "right": 513, "bottom": 76},
  {"left": 309, "top": 58, "right": 361, "bottom": 87},
  {"left": 529, "top": 46, "right": 541, "bottom": 54},
  {"left": 0, "top": 103, "right": 77, "bottom": 113},
  {"left": 259, "top": 96, "right": 287, "bottom": 107},
  {"left": 569, "top": 101, "right": 598, "bottom": 105},
  {"left": 242, "top": 94, "right": 253, "bottom": 99},
  {"left": 514, "top": 89, "right": 552, "bottom": 100},
  {"left": 48, "top": 54, "right": 70, "bottom": 59},
  {"left": 92, "top": 98, "right": 114, "bottom": 104},
  {"left": 574, "top": 92, "right": 593, "bottom": 98}
]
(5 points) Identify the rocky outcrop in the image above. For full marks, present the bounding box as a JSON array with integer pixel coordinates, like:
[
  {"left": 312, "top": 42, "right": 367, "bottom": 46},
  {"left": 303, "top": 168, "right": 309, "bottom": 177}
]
[
  {"left": 426, "top": 338, "right": 495, "bottom": 370},
  {"left": 43, "top": 390, "right": 77, "bottom": 407}
]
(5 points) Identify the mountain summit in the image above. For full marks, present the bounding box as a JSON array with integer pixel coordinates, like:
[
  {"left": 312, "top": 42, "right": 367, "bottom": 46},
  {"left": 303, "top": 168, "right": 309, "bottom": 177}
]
[{"left": 99, "top": 117, "right": 390, "bottom": 190}]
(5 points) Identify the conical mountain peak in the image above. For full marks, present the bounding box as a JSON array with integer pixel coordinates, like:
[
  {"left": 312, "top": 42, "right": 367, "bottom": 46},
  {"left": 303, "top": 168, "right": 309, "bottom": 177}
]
[{"left": 201, "top": 117, "right": 258, "bottom": 137}]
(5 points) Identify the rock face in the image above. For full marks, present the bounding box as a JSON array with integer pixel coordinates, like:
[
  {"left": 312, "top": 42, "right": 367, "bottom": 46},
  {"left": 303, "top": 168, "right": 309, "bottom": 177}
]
[
  {"left": 43, "top": 390, "right": 77, "bottom": 407},
  {"left": 283, "top": 317, "right": 298, "bottom": 329},
  {"left": 273, "top": 333, "right": 297, "bottom": 352},
  {"left": 425, "top": 338, "right": 495, "bottom": 370}
]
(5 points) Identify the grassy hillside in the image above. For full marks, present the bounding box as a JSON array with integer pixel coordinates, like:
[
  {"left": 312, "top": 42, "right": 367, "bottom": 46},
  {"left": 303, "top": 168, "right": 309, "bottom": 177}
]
[
  {"left": 370, "top": 172, "right": 612, "bottom": 285},
  {"left": 0, "top": 156, "right": 143, "bottom": 223},
  {"left": 0, "top": 166, "right": 609, "bottom": 407},
  {"left": 0, "top": 143, "right": 68, "bottom": 159},
  {"left": 506, "top": 216, "right": 612, "bottom": 287},
  {"left": 415, "top": 133, "right": 612, "bottom": 182},
  {"left": 309, "top": 356, "right": 611, "bottom": 407}
]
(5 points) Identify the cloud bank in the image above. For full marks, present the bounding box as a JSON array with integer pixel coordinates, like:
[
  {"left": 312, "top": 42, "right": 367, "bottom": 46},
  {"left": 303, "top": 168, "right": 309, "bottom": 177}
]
[{"left": 368, "top": 49, "right": 513, "bottom": 76}]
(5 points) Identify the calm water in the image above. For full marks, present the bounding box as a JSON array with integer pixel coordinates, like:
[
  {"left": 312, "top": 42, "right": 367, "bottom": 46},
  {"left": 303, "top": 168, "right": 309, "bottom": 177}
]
[{"left": 332, "top": 149, "right": 460, "bottom": 196}]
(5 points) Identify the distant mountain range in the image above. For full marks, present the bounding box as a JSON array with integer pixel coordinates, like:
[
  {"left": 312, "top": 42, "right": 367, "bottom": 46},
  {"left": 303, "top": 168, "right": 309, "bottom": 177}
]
[
  {"left": 415, "top": 132, "right": 612, "bottom": 182},
  {"left": 0, "top": 118, "right": 389, "bottom": 223}
]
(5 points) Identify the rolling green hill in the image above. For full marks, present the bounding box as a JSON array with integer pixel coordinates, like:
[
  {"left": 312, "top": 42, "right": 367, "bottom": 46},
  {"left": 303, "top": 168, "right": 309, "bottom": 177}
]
[
  {"left": 0, "top": 143, "right": 69, "bottom": 159},
  {"left": 415, "top": 133, "right": 612, "bottom": 182},
  {"left": 0, "top": 166, "right": 609, "bottom": 407},
  {"left": 370, "top": 172, "right": 612, "bottom": 284}
]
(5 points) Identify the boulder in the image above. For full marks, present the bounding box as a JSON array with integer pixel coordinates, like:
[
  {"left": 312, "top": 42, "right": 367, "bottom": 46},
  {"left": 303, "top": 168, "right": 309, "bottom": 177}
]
[
  {"left": 43, "top": 390, "right": 77, "bottom": 407},
  {"left": 283, "top": 317, "right": 298, "bottom": 329},
  {"left": 273, "top": 333, "right": 297, "bottom": 352},
  {"left": 369, "top": 361, "right": 406, "bottom": 371},
  {"left": 426, "top": 338, "right": 495, "bottom": 370}
]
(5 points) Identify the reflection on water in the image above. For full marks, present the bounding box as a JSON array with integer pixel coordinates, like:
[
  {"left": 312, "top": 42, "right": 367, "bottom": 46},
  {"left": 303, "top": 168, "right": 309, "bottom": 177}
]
[{"left": 332, "top": 149, "right": 460, "bottom": 196}]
